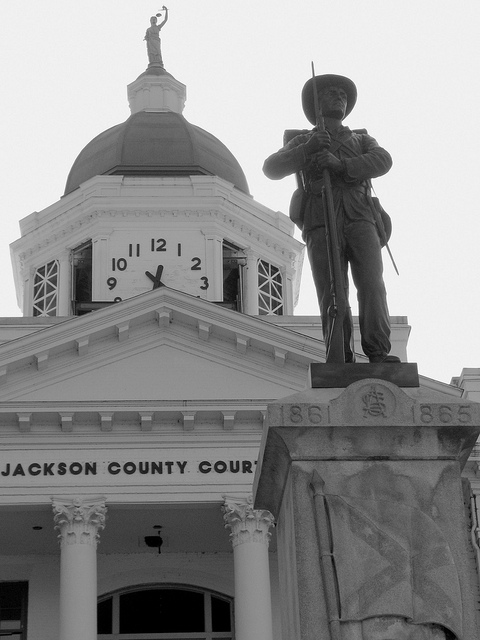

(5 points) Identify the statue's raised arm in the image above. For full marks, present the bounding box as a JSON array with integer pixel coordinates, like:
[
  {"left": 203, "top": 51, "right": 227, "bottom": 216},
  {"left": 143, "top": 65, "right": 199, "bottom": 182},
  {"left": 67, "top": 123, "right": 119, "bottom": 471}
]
[
  {"left": 144, "top": 7, "right": 169, "bottom": 68},
  {"left": 157, "top": 6, "right": 169, "bottom": 29}
]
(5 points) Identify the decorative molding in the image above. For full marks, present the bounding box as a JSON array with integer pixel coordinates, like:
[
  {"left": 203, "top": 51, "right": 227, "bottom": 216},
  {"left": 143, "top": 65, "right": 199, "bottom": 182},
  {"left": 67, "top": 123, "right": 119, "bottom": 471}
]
[
  {"left": 274, "top": 348, "right": 287, "bottom": 366},
  {"left": 34, "top": 351, "right": 49, "bottom": 371},
  {"left": 0, "top": 275, "right": 322, "bottom": 391},
  {"left": 17, "top": 412, "right": 32, "bottom": 433},
  {"left": 222, "top": 410, "right": 236, "bottom": 431},
  {"left": 116, "top": 321, "right": 130, "bottom": 342},
  {"left": 222, "top": 496, "right": 275, "bottom": 548},
  {"left": 155, "top": 307, "right": 172, "bottom": 327},
  {"left": 15, "top": 193, "right": 299, "bottom": 268},
  {"left": 0, "top": 404, "right": 267, "bottom": 433},
  {"left": 198, "top": 321, "right": 211, "bottom": 341},
  {"left": 76, "top": 337, "right": 89, "bottom": 356},
  {"left": 52, "top": 496, "right": 107, "bottom": 547},
  {"left": 100, "top": 412, "right": 114, "bottom": 432},
  {"left": 182, "top": 411, "right": 196, "bottom": 431},
  {"left": 140, "top": 411, "right": 154, "bottom": 431},
  {"left": 235, "top": 334, "right": 249, "bottom": 354},
  {"left": 60, "top": 412, "right": 75, "bottom": 433}
]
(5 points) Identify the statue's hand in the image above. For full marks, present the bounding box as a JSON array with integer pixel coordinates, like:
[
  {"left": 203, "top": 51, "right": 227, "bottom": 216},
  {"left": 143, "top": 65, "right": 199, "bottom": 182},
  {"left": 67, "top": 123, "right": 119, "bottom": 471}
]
[
  {"left": 304, "top": 132, "right": 330, "bottom": 157},
  {"left": 314, "top": 150, "right": 343, "bottom": 174}
]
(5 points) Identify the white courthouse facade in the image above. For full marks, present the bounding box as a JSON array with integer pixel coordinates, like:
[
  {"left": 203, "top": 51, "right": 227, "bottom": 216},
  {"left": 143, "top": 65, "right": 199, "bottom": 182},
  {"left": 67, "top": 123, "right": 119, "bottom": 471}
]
[{"left": 1, "top": 63, "right": 480, "bottom": 640}]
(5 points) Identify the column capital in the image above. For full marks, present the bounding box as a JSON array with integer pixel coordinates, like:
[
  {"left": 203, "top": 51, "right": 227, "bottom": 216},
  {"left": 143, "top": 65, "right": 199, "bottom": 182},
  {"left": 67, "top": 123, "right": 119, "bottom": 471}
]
[
  {"left": 222, "top": 495, "right": 275, "bottom": 548},
  {"left": 52, "top": 496, "right": 107, "bottom": 547}
]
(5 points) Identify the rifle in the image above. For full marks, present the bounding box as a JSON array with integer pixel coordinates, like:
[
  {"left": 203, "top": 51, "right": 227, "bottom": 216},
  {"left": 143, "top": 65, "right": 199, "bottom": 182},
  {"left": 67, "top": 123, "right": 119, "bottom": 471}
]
[{"left": 311, "top": 62, "right": 348, "bottom": 363}]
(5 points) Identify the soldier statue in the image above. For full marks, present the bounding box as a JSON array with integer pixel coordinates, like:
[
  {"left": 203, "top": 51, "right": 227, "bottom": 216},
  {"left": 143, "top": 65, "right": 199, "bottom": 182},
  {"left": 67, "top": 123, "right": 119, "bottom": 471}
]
[{"left": 263, "top": 74, "right": 400, "bottom": 364}]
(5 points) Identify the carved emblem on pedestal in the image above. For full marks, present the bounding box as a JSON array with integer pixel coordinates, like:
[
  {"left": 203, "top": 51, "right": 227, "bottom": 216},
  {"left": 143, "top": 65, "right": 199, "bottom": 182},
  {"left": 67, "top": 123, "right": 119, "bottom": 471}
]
[{"left": 355, "top": 383, "right": 396, "bottom": 420}]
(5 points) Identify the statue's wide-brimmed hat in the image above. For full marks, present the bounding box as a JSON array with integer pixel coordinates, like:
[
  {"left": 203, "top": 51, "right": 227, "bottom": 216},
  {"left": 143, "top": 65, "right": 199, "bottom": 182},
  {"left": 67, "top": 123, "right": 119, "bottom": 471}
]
[{"left": 302, "top": 74, "right": 357, "bottom": 124}]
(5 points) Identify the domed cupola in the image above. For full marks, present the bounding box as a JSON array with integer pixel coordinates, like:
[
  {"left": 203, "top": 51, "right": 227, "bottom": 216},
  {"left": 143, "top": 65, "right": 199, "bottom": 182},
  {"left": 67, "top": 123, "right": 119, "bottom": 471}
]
[
  {"left": 11, "top": 57, "right": 303, "bottom": 322},
  {"left": 64, "top": 67, "right": 249, "bottom": 196}
]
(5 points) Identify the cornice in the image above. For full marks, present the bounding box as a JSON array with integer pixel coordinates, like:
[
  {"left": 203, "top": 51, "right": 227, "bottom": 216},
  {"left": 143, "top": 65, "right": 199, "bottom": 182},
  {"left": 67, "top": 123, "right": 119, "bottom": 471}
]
[
  {"left": 0, "top": 287, "right": 325, "bottom": 378},
  {"left": 13, "top": 175, "right": 303, "bottom": 273},
  {"left": 0, "top": 400, "right": 267, "bottom": 435},
  {"left": 0, "top": 290, "right": 324, "bottom": 409},
  {"left": 15, "top": 205, "right": 302, "bottom": 271}
]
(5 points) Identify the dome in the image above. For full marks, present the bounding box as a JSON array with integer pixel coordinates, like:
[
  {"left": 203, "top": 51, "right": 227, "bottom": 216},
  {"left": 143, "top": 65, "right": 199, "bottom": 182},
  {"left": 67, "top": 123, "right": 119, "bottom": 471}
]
[{"left": 64, "top": 110, "right": 250, "bottom": 195}]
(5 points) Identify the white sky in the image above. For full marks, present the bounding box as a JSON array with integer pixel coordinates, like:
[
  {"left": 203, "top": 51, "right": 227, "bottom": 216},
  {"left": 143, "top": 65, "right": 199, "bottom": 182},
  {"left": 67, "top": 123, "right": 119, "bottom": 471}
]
[{"left": 0, "top": 0, "right": 479, "bottom": 384}]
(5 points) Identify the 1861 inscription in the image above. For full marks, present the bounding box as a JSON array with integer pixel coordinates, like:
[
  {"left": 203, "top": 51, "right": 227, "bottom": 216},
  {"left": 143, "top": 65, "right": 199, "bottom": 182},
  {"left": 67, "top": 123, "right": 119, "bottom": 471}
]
[{"left": 282, "top": 404, "right": 327, "bottom": 426}]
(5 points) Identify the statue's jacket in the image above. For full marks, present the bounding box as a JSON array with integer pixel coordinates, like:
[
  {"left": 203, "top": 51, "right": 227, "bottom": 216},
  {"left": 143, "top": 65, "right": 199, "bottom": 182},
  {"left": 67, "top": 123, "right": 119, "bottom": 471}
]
[{"left": 263, "top": 126, "right": 392, "bottom": 238}]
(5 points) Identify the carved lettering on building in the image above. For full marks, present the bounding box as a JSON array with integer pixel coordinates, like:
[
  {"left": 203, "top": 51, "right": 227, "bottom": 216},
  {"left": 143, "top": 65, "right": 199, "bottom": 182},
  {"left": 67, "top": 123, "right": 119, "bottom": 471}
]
[{"left": 0, "top": 459, "right": 257, "bottom": 478}]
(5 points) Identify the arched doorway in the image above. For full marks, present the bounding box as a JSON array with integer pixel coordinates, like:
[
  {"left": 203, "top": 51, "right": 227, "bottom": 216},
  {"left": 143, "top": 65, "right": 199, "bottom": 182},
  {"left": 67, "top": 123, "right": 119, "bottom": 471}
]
[{"left": 97, "top": 584, "right": 234, "bottom": 639}]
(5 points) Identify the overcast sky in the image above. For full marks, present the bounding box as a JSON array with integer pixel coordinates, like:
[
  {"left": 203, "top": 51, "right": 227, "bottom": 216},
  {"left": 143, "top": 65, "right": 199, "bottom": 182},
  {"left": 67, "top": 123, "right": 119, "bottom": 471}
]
[{"left": 0, "top": 0, "right": 479, "bottom": 384}]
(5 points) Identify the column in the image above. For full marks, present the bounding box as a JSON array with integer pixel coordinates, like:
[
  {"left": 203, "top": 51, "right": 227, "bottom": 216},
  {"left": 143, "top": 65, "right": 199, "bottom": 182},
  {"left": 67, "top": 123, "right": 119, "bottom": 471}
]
[
  {"left": 52, "top": 496, "right": 107, "bottom": 640},
  {"left": 242, "top": 249, "right": 259, "bottom": 315},
  {"left": 204, "top": 234, "right": 223, "bottom": 301},
  {"left": 223, "top": 496, "right": 275, "bottom": 640},
  {"left": 57, "top": 250, "right": 72, "bottom": 316},
  {"left": 92, "top": 235, "right": 110, "bottom": 301}
]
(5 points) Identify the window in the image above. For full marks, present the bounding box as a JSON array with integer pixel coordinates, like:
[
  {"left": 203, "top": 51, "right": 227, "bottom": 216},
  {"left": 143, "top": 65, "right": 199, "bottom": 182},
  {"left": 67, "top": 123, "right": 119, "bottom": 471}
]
[
  {"left": 32, "top": 260, "right": 59, "bottom": 317},
  {"left": 258, "top": 260, "right": 284, "bottom": 315},
  {"left": 98, "top": 585, "right": 233, "bottom": 639},
  {"left": 72, "top": 241, "right": 93, "bottom": 315},
  {"left": 0, "top": 582, "right": 28, "bottom": 639},
  {"left": 221, "top": 242, "right": 245, "bottom": 312}
]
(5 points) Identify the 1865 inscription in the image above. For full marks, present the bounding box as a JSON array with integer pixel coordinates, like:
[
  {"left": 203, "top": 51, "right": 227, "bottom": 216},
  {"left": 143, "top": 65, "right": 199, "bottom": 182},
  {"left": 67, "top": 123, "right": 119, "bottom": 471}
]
[{"left": 417, "top": 404, "right": 473, "bottom": 425}]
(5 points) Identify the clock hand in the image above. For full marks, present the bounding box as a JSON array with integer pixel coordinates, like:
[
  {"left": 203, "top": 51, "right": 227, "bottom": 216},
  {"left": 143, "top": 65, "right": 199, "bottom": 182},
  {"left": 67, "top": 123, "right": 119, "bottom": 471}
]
[{"left": 145, "top": 265, "right": 165, "bottom": 289}]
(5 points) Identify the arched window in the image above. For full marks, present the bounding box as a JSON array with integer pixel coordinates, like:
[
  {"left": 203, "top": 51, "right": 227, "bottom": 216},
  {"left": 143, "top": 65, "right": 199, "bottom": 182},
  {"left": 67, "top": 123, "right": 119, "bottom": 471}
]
[{"left": 98, "top": 585, "right": 234, "bottom": 639}]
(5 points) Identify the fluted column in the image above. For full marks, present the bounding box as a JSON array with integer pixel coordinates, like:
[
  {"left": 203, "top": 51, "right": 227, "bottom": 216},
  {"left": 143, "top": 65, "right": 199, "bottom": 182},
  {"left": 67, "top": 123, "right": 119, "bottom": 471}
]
[
  {"left": 52, "top": 496, "right": 107, "bottom": 640},
  {"left": 223, "top": 496, "right": 275, "bottom": 640}
]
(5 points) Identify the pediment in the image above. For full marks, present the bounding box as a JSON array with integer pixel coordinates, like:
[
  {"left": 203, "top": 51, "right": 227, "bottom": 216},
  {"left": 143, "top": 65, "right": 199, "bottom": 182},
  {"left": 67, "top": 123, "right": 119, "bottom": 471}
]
[{"left": 0, "top": 287, "right": 325, "bottom": 406}]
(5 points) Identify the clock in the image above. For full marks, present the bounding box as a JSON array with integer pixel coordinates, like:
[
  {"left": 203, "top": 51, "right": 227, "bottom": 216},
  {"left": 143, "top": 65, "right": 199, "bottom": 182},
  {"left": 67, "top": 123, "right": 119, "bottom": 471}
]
[{"left": 104, "top": 230, "right": 210, "bottom": 302}]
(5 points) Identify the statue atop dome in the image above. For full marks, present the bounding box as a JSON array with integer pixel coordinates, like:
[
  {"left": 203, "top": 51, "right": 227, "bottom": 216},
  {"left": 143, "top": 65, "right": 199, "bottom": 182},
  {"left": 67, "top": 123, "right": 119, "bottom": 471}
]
[{"left": 144, "top": 7, "right": 169, "bottom": 67}]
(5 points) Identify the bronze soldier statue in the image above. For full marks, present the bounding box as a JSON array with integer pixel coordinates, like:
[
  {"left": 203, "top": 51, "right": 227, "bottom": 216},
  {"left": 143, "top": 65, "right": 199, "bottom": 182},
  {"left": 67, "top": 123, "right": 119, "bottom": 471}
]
[{"left": 263, "top": 74, "right": 400, "bottom": 364}]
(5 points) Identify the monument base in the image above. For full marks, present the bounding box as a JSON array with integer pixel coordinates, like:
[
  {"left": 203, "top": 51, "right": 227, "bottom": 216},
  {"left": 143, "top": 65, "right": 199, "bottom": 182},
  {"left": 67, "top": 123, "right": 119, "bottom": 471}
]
[
  {"left": 310, "top": 362, "right": 419, "bottom": 388},
  {"left": 254, "top": 377, "right": 480, "bottom": 640}
]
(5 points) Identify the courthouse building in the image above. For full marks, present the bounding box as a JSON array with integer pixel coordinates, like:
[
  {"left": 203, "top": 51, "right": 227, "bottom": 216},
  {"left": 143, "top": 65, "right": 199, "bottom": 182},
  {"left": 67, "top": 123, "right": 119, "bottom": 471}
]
[{"left": 1, "top": 60, "right": 480, "bottom": 640}]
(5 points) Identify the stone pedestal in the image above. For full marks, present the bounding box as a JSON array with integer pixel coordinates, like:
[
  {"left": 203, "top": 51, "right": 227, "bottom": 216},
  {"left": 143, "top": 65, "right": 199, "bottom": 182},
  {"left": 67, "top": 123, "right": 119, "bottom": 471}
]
[{"left": 253, "top": 377, "right": 480, "bottom": 640}]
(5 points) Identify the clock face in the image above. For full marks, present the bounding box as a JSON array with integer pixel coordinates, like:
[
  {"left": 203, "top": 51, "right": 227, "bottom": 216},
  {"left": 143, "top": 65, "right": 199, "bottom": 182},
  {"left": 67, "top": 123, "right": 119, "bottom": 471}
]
[{"left": 105, "top": 230, "right": 209, "bottom": 302}]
